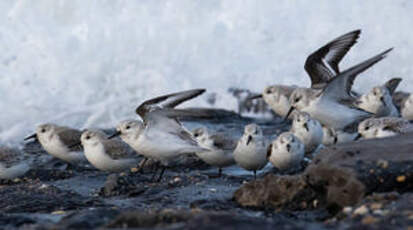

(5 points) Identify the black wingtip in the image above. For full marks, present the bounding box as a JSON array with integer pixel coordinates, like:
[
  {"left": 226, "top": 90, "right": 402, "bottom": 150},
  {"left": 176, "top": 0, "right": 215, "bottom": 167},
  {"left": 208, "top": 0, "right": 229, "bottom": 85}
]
[{"left": 382, "top": 47, "right": 394, "bottom": 56}]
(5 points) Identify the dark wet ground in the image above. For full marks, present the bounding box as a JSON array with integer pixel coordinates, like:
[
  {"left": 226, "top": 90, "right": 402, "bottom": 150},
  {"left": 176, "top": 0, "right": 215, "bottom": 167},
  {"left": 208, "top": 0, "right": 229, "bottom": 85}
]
[{"left": 1, "top": 112, "right": 412, "bottom": 229}]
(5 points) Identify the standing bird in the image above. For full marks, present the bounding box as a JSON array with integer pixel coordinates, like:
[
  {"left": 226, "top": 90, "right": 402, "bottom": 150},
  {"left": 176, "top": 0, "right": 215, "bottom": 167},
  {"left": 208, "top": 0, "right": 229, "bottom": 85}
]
[
  {"left": 290, "top": 112, "right": 323, "bottom": 154},
  {"left": 249, "top": 85, "right": 297, "bottom": 117},
  {"left": 110, "top": 89, "right": 208, "bottom": 181},
  {"left": 356, "top": 78, "right": 402, "bottom": 117},
  {"left": 401, "top": 94, "right": 413, "bottom": 120},
  {"left": 286, "top": 48, "right": 393, "bottom": 130},
  {"left": 80, "top": 130, "right": 139, "bottom": 172},
  {"left": 322, "top": 126, "right": 358, "bottom": 145},
  {"left": 233, "top": 124, "right": 268, "bottom": 179},
  {"left": 24, "top": 124, "right": 86, "bottom": 164},
  {"left": 192, "top": 127, "right": 236, "bottom": 177},
  {"left": 357, "top": 117, "right": 413, "bottom": 139},
  {"left": 249, "top": 30, "right": 361, "bottom": 116},
  {"left": 267, "top": 132, "right": 305, "bottom": 171}
]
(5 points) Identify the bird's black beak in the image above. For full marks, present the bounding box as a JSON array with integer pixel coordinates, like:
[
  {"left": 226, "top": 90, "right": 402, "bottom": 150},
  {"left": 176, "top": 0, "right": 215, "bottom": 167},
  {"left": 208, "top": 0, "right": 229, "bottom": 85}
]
[
  {"left": 355, "top": 133, "right": 362, "bottom": 141},
  {"left": 246, "top": 135, "right": 252, "bottom": 145},
  {"left": 286, "top": 144, "right": 291, "bottom": 152},
  {"left": 380, "top": 96, "right": 386, "bottom": 106},
  {"left": 266, "top": 144, "right": 272, "bottom": 159},
  {"left": 247, "top": 94, "right": 263, "bottom": 100},
  {"left": 24, "top": 133, "right": 37, "bottom": 141},
  {"left": 284, "top": 107, "right": 295, "bottom": 121},
  {"left": 108, "top": 131, "right": 121, "bottom": 139},
  {"left": 303, "top": 123, "right": 309, "bottom": 132}
]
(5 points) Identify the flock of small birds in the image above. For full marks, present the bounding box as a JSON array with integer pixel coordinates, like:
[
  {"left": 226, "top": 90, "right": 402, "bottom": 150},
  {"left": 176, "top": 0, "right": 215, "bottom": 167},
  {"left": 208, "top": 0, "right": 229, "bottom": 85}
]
[{"left": 1, "top": 29, "right": 413, "bottom": 183}]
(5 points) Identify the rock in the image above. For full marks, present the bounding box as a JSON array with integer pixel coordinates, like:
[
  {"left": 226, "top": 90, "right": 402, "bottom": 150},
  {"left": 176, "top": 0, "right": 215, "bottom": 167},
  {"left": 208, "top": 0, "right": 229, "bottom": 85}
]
[
  {"left": 106, "top": 209, "right": 313, "bottom": 229},
  {"left": 234, "top": 133, "right": 413, "bottom": 211},
  {"left": 100, "top": 173, "right": 146, "bottom": 197},
  {"left": 334, "top": 192, "right": 413, "bottom": 229},
  {"left": 0, "top": 182, "right": 103, "bottom": 213},
  {"left": 233, "top": 174, "right": 318, "bottom": 210},
  {"left": 55, "top": 208, "right": 120, "bottom": 229},
  {"left": 353, "top": 205, "right": 369, "bottom": 216}
]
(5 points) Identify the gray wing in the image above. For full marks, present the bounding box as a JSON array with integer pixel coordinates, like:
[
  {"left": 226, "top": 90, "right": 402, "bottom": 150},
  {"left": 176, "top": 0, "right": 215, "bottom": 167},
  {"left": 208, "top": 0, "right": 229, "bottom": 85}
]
[
  {"left": 146, "top": 111, "right": 200, "bottom": 147},
  {"left": 321, "top": 48, "right": 392, "bottom": 102},
  {"left": 305, "top": 30, "right": 361, "bottom": 88},
  {"left": 211, "top": 134, "right": 236, "bottom": 151},
  {"left": 136, "top": 89, "right": 206, "bottom": 119},
  {"left": 384, "top": 78, "right": 402, "bottom": 95},
  {"left": 103, "top": 139, "right": 137, "bottom": 160},
  {"left": 56, "top": 127, "right": 83, "bottom": 152}
]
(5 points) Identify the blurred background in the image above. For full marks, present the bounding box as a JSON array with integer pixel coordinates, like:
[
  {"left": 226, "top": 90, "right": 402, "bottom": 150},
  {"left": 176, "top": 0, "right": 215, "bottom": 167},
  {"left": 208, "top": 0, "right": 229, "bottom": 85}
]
[{"left": 1, "top": 0, "right": 412, "bottom": 144}]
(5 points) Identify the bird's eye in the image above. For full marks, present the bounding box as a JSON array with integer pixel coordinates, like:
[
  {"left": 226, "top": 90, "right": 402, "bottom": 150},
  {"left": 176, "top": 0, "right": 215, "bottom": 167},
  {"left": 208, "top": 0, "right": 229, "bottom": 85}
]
[
  {"left": 266, "top": 89, "right": 272, "bottom": 94},
  {"left": 297, "top": 118, "right": 301, "bottom": 122},
  {"left": 365, "top": 126, "right": 370, "bottom": 131},
  {"left": 126, "top": 125, "right": 130, "bottom": 129},
  {"left": 194, "top": 133, "right": 199, "bottom": 137},
  {"left": 41, "top": 128, "right": 46, "bottom": 133},
  {"left": 86, "top": 135, "right": 90, "bottom": 140},
  {"left": 295, "top": 97, "right": 300, "bottom": 103}
]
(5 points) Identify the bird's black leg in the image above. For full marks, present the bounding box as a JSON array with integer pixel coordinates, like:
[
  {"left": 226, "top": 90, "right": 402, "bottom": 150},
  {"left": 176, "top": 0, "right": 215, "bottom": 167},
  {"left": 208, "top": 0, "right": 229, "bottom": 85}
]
[
  {"left": 254, "top": 170, "right": 257, "bottom": 180},
  {"left": 218, "top": 168, "right": 222, "bottom": 177},
  {"left": 136, "top": 158, "right": 148, "bottom": 173},
  {"left": 151, "top": 166, "right": 159, "bottom": 181},
  {"left": 156, "top": 167, "right": 166, "bottom": 182}
]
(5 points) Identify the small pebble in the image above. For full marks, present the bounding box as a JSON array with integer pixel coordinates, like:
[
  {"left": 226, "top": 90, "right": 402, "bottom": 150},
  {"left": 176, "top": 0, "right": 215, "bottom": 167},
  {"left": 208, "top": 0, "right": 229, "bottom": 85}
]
[
  {"left": 130, "top": 168, "right": 138, "bottom": 173},
  {"left": 209, "top": 188, "right": 217, "bottom": 193},
  {"left": 361, "top": 215, "right": 378, "bottom": 225},
  {"left": 52, "top": 210, "right": 66, "bottom": 215},
  {"left": 396, "top": 175, "right": 406, "bottom": 183},
  {"left": 353, "top": 205, "right": 369, "bottom": 215},
  {"left": 343, "top": 207, "right": 353, "bottom": 214},
  {"left": 370, "top": 203, "right": 382, "bottom": 210},
  {"left": 376, "top": 159, "right": 388, "bottom": 169}
]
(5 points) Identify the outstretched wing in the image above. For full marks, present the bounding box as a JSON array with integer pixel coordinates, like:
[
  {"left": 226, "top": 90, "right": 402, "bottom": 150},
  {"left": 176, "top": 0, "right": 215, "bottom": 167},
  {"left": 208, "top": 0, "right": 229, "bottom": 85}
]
[
  {"left": 321, "top": 48, "right": 393, "bottom": 102},
  {"left": 136, "top": 89, "right": 206, "bottom": 119},
  {"left": 305, "top": 30, "right": 361, "bottom": 89}
]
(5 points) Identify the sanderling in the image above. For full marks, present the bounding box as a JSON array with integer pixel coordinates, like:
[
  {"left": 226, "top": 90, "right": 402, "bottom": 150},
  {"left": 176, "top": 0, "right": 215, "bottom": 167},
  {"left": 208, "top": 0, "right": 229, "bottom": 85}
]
[
  {"left": 322, "top": 126, "right": 357, "bottom": 145},
  {"left": 305, "top": 30, "right": 361, "bottom": 89},
  {"left": 357, "top": 117, "right": 413, "bottom": 139},
  {"left": 80, "top": 130, "right": 139, "bottom": 172},
  {"left": 24, "top": 124, "right": 86, "bottom": 164},
  {"left": 233, "top": 124, "right": 268, "bottom": 179},
  {"left": 192, "top": 127, "right": 236, "bottom": 177},
  {"left": 249, "top": 30, "right": 361, "bottom": 117},
  {"left": 356, "top": 78, "right": 401, "bottom": 117},
  {"left": 290, "top": 111, "right": 323, "bottom": 154},
  {"left": 286, "top": 48, "right": 393, "bottom": 130},
  {"left": 257, "top": 85, "right": 297, "bottom": 117},
  {"left": 401, "top": 94, "right": 413, "bottom": 120},
  {"left": 110, "top": 89, "right": 208, "bottom": 181},
  {"left": 0, "top": 147, "right": 31, "bottom": 180},
  {"left": 267, "top": 132, "right": 305, "bottom": 171}
]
